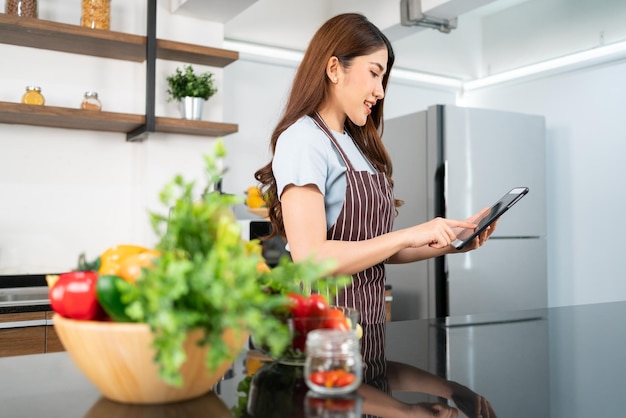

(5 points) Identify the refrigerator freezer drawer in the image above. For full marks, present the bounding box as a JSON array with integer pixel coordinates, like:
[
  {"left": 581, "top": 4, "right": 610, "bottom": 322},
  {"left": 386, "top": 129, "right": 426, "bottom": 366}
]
[
  {"left": 447, "top": 238, "right": 547, "bottom": 316},
  {"left": 446, "top": 313, "right": 549, "bottom": 418}
]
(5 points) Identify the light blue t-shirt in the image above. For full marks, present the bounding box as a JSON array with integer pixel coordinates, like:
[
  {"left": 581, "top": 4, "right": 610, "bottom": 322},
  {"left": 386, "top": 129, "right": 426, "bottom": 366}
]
[{"left": 273, "top": 115, "right": 375, "bottom": 230}]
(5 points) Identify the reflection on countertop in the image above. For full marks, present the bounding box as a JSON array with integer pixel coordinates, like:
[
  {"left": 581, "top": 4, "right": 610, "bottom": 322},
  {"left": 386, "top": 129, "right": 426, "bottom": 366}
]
[{"left": 2, "top": 301, "right": 626, "bottom": 417}]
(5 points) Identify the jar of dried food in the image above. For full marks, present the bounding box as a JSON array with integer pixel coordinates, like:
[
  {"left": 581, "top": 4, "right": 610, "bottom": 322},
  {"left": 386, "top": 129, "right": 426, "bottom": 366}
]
[
  {"left": 80, "top": 92, "right": 102, "bottom": 111},
  {"left": 81, "top": 0, "right": 111, "bottom": 30},
  {"left": 21, "top": 86, "right": 45, "bottom": 105},
  {"left": 5, "top": 0, "right": 38, "bottom": 18}
]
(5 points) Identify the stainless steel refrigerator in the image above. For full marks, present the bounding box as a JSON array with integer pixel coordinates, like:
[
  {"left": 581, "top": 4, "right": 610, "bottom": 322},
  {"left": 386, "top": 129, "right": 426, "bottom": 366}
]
[{"left": 384, "top": 104, "right": 547, "bottom": 319}]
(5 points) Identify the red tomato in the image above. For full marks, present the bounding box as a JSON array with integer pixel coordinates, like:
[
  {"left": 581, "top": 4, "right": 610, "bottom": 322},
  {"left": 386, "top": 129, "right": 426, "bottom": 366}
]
[
  {"left": 286, "top": 293, "right": 331, "bottom": 351},
  {"left": 287, "top": 292, "right": 309, "bottom": 318},
  {"left": 290, "top": 316, "right": 310, "bottom": 351},
  {"left": 309, "top": 370, "right": 356, "bottom": 388},
  {"left": 323, "top": 370, "right": 341, "bottom": 388},
  {"left": 306, "top": 294, "right": 329, "bottom": 317},
  {"left": 335, "top": 371, "right": 356, "bottom": 387},
  {"left": 309, "top": 371, "right": 326, "bottom": 386},
  {"left": 322, "top": 307, "right": 350, "bottom": 330}
]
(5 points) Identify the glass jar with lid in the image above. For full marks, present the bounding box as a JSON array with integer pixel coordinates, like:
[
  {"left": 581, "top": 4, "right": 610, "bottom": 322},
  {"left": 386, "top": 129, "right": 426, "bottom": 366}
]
[
  {"left": 81, "top": 0, "right": 111, "bottom": 30},
  {"left": 5, "top": 0, "right": 38, "bottom": 18},
  {"left": 80, "top": 92, "right": 102, "bottom": 111},
  {"left": 304, "top": 329, "right": 362, "bottom": 395},
  {"left": 21, "top": 86, "right": 45, "bottom": 105}
]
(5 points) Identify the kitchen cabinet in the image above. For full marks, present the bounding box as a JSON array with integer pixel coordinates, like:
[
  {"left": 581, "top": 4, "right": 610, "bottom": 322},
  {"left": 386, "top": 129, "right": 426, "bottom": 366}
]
[
  {"left": 0, "top": 310, "right": 64, "bottom": 357},
  {"left": 45, "top": 311, "right": 64, "bottom": 353},
  {"left": 0, "top": 311, "right": 46, "bottom": 357},
  {"left": 0, "top": 8, "right": 239, "bottom": 141},
  {"left": 169, "top": 0, "right": 257, "bottom": 22}
]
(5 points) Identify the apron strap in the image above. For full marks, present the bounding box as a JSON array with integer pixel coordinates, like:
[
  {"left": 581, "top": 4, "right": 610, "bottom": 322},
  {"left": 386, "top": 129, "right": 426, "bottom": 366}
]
[{"left": 310, "top": 112, "right": 356, "bottom": 171}]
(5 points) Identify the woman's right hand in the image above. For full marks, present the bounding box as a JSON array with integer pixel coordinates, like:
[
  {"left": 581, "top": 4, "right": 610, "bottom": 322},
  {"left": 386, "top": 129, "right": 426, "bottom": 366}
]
[
  {"left": 406, "top": 217, "right": 477, "bottom": 249},
  {"left": 409, "top": 402, "right": 459, "bottom": 417}
]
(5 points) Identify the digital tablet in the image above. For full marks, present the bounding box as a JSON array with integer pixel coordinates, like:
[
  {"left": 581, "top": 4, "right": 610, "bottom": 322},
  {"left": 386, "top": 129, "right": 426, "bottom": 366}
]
[{"left": 452, "top": 187, "right": 529, "bottom": 250}]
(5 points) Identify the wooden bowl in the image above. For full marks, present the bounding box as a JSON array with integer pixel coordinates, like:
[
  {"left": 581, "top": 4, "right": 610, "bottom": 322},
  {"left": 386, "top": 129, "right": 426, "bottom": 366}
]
[{"left": 53, "top": 314, "right": 247, "bottom": 405}]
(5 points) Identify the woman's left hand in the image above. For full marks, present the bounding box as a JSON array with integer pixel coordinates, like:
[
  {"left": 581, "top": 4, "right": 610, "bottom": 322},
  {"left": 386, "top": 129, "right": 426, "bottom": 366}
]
[{"left": 449, "top": 380, "right": 498, "bottom": 418}]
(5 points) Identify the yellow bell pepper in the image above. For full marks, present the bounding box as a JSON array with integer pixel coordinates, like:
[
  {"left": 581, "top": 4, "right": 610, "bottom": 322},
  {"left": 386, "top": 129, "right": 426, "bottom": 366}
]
[
  {"left": 98, "top": 245, "right": 160, "bottom": 283},
  {"left": 246, "top": 186, "right": 266, "bottom": 208}
]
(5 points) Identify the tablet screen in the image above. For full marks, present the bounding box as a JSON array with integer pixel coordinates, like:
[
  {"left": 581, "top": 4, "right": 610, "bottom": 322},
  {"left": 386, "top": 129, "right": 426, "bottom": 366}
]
[{"left": 452, "top": 187, "right": 529, "bottom": 250}]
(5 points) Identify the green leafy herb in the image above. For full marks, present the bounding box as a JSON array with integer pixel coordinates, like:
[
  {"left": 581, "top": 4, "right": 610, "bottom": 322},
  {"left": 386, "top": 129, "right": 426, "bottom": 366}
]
[
  {"left": 231, "top": 374, "right": 253, "bottom": 418},
  {"left": 122, "top": 140, "right": 348, "bottom": 387},
  {"left": 166, "top": 64, "right": 217, "bottom": 102}
]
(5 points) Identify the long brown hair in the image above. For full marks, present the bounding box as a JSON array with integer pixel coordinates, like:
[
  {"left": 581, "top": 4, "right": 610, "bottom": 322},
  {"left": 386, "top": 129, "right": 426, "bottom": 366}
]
[{"left": 254, "top": 13, "right": 398, "bottom": 239}]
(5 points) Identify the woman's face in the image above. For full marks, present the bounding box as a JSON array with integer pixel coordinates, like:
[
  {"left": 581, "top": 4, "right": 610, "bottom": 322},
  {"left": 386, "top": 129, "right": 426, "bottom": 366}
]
[{"left": 334, "top": 47, "right": 388, "bottom": 127}]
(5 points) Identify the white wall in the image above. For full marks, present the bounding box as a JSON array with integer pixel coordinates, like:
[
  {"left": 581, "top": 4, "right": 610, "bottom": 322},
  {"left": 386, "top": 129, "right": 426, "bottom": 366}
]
[
  {"left": 2, "top": 0, "right": 625, "bottom": 310},
  {"left": 461, "top": 60, "right": 626, "bottom": 308},
  {"left": 0, "top": 0, "right": 225, "bottom": 274},
  {"left": 221, "top": 57, "right": 457, "bottom": 219},
  {"left": 221, "top": 59, "right": 294, "bottom": 218},
  {"left": 223, "top": 53, "right": 626, "bottom": 310}
]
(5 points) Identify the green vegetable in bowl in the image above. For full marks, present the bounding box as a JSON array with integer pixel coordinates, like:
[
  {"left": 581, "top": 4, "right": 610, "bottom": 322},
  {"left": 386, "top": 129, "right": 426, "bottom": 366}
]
[
  {"left": 95, "top": 274, "right": 134, "bottom": 322},
  {"left": 119, "top": 140, "right": 349, "bottom": 387}
]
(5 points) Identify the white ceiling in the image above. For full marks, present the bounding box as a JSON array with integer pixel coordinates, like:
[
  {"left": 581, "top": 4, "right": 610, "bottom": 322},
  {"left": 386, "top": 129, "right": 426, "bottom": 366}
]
[
  {"left": 172, "top": 0, "right": 626, "bottom": 81},
  {"left": 223, "top": 0, "right": 523, "bottom": 48}
]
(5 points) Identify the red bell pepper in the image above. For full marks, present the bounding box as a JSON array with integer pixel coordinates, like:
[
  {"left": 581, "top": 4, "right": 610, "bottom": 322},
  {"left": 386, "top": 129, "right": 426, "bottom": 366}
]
[
  {"left": 49, "top": 268, "right": 105, "bottom": 321},
  {"left": 287, "top": 293, "right": 337, "bottom": 350},
  {"left": 50, "top": 271, "right": 104, "bottom": 320}
]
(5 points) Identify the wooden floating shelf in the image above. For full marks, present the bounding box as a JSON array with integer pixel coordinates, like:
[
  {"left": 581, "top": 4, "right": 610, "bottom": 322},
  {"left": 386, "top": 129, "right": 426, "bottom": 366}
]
[
  {"left": 156, "top": 39, "right": 238, "bottom": 67},
  {"left": 0, "top": 102, "right": 239, "bottom": 137},
  {"left": 154, "top": 117, "right": 238, "bottom": 137},
  {"left": 0, "top": 14, "right": 145, "bottom": 62},
  {"left": 0, "top": 14, "right": 239, "bottom": 67},
  {"left": 0, "top": 14, "right": 240, "bottom": 139},
  {"left": 0, "top": 102, "right": 143, "bottom": 132}
]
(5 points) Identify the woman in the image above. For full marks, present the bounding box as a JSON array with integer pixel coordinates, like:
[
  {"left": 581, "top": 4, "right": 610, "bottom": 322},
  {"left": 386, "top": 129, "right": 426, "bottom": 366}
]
[{"left": 255, "top": 13, "right": 496, "bottom": 417}]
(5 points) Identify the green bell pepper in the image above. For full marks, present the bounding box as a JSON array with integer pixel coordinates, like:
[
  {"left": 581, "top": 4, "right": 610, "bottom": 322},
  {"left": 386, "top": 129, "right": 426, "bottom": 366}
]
[{"left": 96, "top": 274, "right": 133, "bottom": 322}]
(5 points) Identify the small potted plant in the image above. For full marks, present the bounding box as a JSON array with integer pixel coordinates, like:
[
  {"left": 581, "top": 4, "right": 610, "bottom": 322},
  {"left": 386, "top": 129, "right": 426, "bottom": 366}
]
[{"left": 166, "top": 64, "right": 217, "bottom": 120}]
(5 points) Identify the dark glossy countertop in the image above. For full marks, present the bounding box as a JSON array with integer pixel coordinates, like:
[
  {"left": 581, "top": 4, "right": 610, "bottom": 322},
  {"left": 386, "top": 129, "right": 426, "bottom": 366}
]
[{"left": 2, "top": 301, "right": 625, "bottom": 418}]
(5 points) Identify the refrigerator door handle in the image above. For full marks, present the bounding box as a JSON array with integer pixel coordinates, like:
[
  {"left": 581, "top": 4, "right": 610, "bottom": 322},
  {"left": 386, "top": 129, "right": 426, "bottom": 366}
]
[{"left": 443, "top": 159, "right": 448, "bottom": 206}]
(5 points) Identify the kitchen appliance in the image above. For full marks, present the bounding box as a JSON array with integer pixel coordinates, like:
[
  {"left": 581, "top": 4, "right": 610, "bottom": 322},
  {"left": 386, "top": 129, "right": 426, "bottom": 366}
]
[
  {"left": 238, "top": 219, "right": 290, "bottom": 267},
  {"left": 384, "top": 104, "right": 547, "bottom": 319}
]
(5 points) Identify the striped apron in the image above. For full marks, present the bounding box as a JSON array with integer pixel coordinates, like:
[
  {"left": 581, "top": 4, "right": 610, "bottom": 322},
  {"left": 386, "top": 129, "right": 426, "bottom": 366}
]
[{"left": 311, "top": 112, "right": 395, "bottom": 382}]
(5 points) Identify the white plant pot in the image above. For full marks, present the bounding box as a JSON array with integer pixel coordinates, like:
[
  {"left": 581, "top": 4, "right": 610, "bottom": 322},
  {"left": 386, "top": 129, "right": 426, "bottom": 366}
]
[{"left": 179, "top": 97, "right": 205, "bottom": 120}]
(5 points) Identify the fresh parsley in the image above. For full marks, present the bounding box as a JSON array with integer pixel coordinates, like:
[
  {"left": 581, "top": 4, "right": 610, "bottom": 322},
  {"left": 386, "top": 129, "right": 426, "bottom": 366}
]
[{"left": 123, "top": 140, "right": 348, "bottom": 387}]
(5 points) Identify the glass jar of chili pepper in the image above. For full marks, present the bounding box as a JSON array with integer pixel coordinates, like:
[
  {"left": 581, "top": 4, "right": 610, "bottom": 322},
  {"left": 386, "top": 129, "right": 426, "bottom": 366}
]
[
  {"left": 304, "top": 329, "right": 362, "bottom": 395},
  {"left": 80, "top": 91, "right": 102, "bottom": 111}
]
